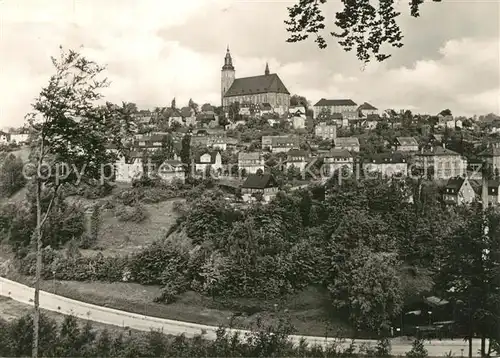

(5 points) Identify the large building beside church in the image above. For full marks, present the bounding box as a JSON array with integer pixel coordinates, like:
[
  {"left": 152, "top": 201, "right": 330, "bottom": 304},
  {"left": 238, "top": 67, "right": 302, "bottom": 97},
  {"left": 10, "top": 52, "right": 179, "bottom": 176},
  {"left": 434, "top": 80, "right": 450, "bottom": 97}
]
[{"left": 221, "top": 47, "right": 290, "bottom": 113}]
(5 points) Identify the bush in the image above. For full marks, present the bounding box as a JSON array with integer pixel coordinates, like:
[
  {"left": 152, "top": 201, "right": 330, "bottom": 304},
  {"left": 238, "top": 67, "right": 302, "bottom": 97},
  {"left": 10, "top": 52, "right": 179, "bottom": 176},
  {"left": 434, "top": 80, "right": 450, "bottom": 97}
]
[
  {"left": 114, "top": 204, "right": 148, "bottom": 223},
  {"left": 406, "top": 339, "right": 428, "bottom": 358},
  {"left": 0, "top": 153, "right": 25, "bottom": 197}
]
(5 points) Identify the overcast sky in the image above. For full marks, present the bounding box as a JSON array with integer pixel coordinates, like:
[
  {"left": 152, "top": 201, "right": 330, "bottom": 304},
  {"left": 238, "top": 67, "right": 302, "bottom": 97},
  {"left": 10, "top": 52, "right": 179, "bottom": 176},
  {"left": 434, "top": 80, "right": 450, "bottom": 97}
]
[{"left": 0, "top": 0, "right": 499, "bottom": 128}]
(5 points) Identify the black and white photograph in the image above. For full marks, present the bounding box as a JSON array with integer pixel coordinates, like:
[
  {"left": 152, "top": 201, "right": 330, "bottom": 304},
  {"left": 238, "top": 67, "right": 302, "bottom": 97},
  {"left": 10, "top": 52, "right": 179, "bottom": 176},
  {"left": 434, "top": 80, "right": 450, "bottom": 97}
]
[{"left": 0, "top": 0, "right": 499, "bottom": 357}]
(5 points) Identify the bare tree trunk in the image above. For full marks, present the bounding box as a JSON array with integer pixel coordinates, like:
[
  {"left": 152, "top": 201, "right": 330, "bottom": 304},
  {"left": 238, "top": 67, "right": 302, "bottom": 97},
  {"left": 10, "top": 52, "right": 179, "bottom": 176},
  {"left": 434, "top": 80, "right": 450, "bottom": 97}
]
[
  {"left": 32, "top": 179, "right": 42, "bottom": 358},
  {"left": 469, "top": 336, "right": 473, "bottom": 358},
  {"left": 481, "top": 337, "right": 486, "bottom": 357}
]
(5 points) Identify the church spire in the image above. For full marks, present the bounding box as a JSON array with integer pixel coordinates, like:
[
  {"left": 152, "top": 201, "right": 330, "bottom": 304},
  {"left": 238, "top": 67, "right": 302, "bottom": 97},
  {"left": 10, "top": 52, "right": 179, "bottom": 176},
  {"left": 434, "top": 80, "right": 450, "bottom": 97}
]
[
  {"left": 222, "top": 45, "right": 235, "bottom": 71},
  {"left": 265, "top": 62, "right": 270, "bottom": 75}
]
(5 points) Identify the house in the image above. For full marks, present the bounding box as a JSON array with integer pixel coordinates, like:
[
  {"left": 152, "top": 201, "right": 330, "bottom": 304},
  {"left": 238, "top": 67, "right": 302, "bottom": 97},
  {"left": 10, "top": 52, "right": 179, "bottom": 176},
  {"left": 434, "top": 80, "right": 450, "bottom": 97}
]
[
  {"left": 286, "top": 149, "right": 309, "bottom": 172},
  {"left": 395, "top": 137, "right": 419, "bottom": 152},
  {"left": 289, "top": 105, "right": 307, "bottom": 118},
  {"left": 313, "top": 99, "right": 357, "bottom": 119},
  {"left": 481, "top": 179, "right": 500, "bottom": 207},
  {"left": 157, "top": 160, "right": 186, "bottom": 183},
  {"left": 114, "top": 152, "right": 144, "bottom": 183},
  {"left": 443, "top": 176, "right": 475, "bottom": 205},
  {"left": 358, "top": 102, "right": 378, "bottom": 116},
  {"left": 194, "top": 151, "right": 222, "bottom": 174},
  {"left": 270, "top": 136, "right": 300, "bottom": 153},
  {"left": 9, "top": 132, "right": 29, "bottom": 144},
  {"left": 238, "top": 152, "right": 264, "bottom": 174},
  {"left": 315, "top": 122, "right": 337, "bottom": 140},
  {"left": 363, "top": 114, "right": 381, "bottom": 130},
  {"left": 334, "top": 137, "right": 360, "bottom": 152},
  {"left": 168, "top": 109, "right": 183, "bottom": 127},
  {"left": 414, "top": 145, "right": 467, "bottom": 179},
  {"left": 431, "top": 134, "right": 443, "bottom": 144},
  {"left": 0, "top": 131, "right": 10, "bottom": 144},
  {"left": 208, "top": 137, "right": 227, "bottom": 151},
  {"left": 479, "top": 143, "right": 500, "bottom": 171},
  {"left": 291, "top": 116, "right": 305, "bottom": 129},
  {"left": 134, "top": 134, "right": 172, "bottom": 152},
  {"left": 363, "top": 152, "right": 408, "bottom": 177},
  {"left": 241, "top": 173, "right": 279, "bottom": 202},
  {"left": 323, "top": 149, "right": 354, "bottom": 175}
]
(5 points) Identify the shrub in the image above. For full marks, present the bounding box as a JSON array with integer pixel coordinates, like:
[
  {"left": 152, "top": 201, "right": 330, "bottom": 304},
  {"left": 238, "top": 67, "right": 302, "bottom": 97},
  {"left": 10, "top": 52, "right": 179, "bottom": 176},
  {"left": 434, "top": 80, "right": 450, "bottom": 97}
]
[
  {"left": 129, "top": 240, "right": 189, "bottom": 285},
  {"left": 0, "top": 153, "right": 25, "bottom": 198},
  {"left": 114, "top": 204, "right": 148, "bottom": 223},
  {"left": 406, "top": 338, "right": 428, "bottom": 358}
]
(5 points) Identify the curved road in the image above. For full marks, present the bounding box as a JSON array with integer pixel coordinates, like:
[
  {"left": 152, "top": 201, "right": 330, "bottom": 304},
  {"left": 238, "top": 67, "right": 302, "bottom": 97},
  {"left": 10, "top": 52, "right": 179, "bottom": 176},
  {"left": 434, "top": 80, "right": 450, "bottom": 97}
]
[{"left": 0, "top": 277, "right": 483, "bottom": 356}]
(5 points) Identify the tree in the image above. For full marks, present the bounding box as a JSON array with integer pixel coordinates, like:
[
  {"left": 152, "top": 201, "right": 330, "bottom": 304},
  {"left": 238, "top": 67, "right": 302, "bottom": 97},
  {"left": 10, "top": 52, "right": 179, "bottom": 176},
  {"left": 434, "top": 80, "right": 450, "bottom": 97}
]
[
  {"left": 290, "top": 94, "right": 309, "bottom": 108},
  {"left": 439, "top": 109, "right": 452, "bottom": 117},
  {"left": 171, "top": 97, "right": 176, "bottom": 109},
  {"left": 180, "top": 134, "right": 191, "bottom": 176},
  {"left": 285, "top": 0, "right": 442, "bottom": 63},
  {"left": 0, "top": 153, "right": 26, "bottom": 197},
  {"left": 437, "top": 206, "right": 500, "bottom": 358},
  {"left": 188, "top": 98, "right": 199, "bottom": 114},
  {"left": 228, "top": 102, "right": 240, "bottom": 121},
  {"left": 25, "top": 47, "right": 129, "bottom": 358}
]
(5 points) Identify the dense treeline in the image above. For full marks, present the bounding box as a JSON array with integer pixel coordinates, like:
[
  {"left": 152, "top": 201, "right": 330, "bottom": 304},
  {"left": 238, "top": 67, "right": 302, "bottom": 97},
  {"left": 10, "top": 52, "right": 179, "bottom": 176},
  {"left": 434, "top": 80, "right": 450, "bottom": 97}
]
[{"left": 0, "top": 313, "right": 427, "bottom": 357}]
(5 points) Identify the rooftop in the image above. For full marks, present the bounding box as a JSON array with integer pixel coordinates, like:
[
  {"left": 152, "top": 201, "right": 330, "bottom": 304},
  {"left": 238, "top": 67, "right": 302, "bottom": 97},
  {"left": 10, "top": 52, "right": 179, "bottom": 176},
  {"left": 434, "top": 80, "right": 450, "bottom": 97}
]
[
  {"left": 224, "top": 73, "right": 290, "bottom": 97},
  {"left": 241, "top": 173, "right": 278, "bottom": 189},
  {"left": 314, "top": 98, "right": 357, "bottom": 107}
]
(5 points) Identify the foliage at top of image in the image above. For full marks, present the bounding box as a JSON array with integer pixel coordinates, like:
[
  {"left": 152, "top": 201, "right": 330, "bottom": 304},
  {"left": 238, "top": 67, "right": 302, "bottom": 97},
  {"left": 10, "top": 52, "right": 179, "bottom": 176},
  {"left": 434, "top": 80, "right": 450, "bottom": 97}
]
[{"left": 285, "top": 0, "right": 442, "bottom": 63}]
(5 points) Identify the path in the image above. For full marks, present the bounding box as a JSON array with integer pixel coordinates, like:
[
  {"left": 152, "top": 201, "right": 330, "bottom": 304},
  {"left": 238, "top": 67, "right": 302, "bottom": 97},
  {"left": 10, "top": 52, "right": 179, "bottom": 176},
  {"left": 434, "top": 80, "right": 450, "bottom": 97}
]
[{"left": 0, "top": 277, "right": 483, "bottom": 356}]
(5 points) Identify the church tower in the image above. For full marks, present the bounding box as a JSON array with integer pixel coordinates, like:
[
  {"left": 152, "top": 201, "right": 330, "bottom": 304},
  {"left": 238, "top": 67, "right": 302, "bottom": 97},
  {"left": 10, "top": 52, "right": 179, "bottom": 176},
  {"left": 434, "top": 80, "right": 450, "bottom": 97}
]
[{"left": 221, "top": 46, "right": 235, "bottom": 106}]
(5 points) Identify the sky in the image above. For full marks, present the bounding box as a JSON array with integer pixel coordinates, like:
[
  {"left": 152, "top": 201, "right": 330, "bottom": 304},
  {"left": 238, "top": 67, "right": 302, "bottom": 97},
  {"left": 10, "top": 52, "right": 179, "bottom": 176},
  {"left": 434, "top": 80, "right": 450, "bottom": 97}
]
[{"left": 0, "top": 0, "right": 499, "bottom": 128}]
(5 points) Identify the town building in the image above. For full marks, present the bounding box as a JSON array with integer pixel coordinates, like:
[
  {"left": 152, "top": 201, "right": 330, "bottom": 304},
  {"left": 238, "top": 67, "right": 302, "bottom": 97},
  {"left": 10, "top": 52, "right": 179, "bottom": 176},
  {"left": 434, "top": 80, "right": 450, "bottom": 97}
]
[
  {"left": 194, "top": 151, "right": 222, "bottom": 174},
  {"left": 334, "top": 137, "right": 360, "bottom": 152},
  {"left": 238, "top": 152, "right": 264, "bottom": 174},
  {"left": 270, "top": 136, "right": 300, "bottom": 153},
  {"left": 286, "top": 149, "right": 309, "bottom": 172},
  {"left": 363, "top": 152, "right": 408, "bottom": 177},
  {"left": 443, "top": 176, "right": 476, "bottom": 205},
  {"left": 157, "top": 160, "right": 186, "bottom": 183},
  {"left": 241, "top": 173, "right": 279, "bottom": 202},
  {"left": 479, "top": 143, "right": 500, "bottom": 171},
  {"left": 481, "top": 179, "right": 500, "bottom": 207},
  {"left": 114, "top": 151, "right": 144, "bottom": 183},
  {"left": 323, "top": 149, "right": 354, "bottom": 175},
  {"left": 291, "top": 116, "right": 305, "bottom": 129},
  {"left": 315, "top": 122, "right": 337, "bottom": 140},
  {"left": 358, "top": 102, "right": 378, "bottom": 116},
  {"left": 414, "top": 145, "right": 467, "bottom": 179},
  {"left": 313, "top": 99, "right": 357, "bottom": 119},
  {"left": 395, "top": 137, "right": 419, "bottom": 152},
  {"left": 221, "top": 47, "right": 290, "bottom": 114}
]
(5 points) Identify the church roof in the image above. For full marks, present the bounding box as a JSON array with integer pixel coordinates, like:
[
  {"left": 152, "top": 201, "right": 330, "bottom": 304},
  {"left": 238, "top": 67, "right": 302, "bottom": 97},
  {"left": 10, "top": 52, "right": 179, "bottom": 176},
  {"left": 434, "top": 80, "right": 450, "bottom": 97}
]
[{"left": 224, "top": 73, "right": 290, "bottom": 97}]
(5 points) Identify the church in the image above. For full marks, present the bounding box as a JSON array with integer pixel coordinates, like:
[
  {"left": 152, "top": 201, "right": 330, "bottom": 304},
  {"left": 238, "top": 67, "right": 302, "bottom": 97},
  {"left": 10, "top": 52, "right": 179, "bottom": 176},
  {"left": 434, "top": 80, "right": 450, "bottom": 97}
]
[{"left": 221, "top": 47, "right": 290, "bottom": 114}]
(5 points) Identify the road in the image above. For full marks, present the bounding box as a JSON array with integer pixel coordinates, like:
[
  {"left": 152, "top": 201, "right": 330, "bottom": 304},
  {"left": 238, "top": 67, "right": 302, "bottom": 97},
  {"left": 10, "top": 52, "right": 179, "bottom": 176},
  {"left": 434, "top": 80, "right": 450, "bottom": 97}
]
[{"left": 0, "top": 277, "right": 484, "bottom": 356}]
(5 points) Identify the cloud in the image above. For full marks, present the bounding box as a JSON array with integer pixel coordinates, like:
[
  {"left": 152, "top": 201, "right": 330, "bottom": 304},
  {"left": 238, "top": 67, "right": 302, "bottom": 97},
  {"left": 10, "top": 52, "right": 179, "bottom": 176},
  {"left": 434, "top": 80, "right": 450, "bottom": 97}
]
[{"left": 0, "top": 0, "right": 498, "bottom": 128}]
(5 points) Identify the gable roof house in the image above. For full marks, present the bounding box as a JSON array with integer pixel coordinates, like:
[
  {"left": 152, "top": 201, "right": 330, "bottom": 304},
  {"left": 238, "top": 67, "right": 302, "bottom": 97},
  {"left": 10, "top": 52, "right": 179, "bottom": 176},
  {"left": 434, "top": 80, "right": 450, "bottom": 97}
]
[
  {"left": 443, "top": 176, "right": 475, "bottom": 205},
  {"left": 479, "top": 143, "right": 500, "bottom": 171},
  {"left": 157, "top": 160, "right": 186, "bottom": 183},
  {"left": 358, "top": 102, "right": 378, "bottom": 116},
  {"left": 194, "top": 151, "right": 223, "bottom": 174},
  {"left": 334, "top": 137, "right": 360, "bottom": 152},
  {"left": 114, "top": 151, "right": 145, "bottom": 183},
  {"left": 241, "top": 173, "right": 279, "bottom": 202},
  {"left": 270, "top": 136, "right": 300, "bottom": 153},
  {"left": 395, "top": 137, "right": 419, "bottom": 152}
]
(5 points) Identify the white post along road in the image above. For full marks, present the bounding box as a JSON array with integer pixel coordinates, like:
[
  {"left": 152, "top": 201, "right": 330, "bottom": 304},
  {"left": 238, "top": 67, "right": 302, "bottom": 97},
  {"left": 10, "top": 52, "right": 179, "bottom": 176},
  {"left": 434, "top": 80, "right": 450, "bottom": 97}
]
[{"left": 0, "top": 277, "right": 484, "bottom": 356}]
